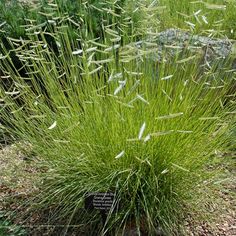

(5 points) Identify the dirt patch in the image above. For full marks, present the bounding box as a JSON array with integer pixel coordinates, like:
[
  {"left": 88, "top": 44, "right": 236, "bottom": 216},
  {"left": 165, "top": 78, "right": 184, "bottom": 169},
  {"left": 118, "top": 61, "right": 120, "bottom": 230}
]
[
  {"left": 185, "top": 152, "right": 236, "bottom": 236},
  {"left": 0, "top": 143, "right": 40, "bottom": 211},
  {"left": 185, "top": 183, "right": 236, "bottom": 235}
]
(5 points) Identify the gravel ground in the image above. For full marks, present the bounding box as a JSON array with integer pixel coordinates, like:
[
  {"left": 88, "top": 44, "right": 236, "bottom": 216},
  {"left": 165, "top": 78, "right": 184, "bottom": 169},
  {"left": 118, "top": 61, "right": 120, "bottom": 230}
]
[
  {"left": 185, "top": 184, "right": 236, "bottom": 235},
  {"left": 0, "top": 143, "right": 40, "bottom": 211}
]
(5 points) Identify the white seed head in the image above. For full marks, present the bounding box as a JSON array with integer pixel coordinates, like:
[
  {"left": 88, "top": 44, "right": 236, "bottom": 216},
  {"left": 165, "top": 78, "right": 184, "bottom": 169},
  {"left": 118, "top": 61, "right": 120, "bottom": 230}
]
[
  {"left": 144, "top": 134, "right": 151, "bottom": 143},
  {"left": 48, "top": 121, "right": 57, "bottom": 130},
  {"left": 138, "top": 122, "right": 146, "bottom": 140},
  {"left": 72, "top": 49, "right": 83, "bottom": 55},
  {"left": 115, "top": 150, "right": 125, "bottom": 159}
]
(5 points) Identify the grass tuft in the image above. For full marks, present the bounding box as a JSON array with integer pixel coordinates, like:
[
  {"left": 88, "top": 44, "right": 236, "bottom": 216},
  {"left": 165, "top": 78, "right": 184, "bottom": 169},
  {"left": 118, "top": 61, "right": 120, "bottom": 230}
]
[{"left": 0, "top": 1, "right": 235, "bottom": 235}]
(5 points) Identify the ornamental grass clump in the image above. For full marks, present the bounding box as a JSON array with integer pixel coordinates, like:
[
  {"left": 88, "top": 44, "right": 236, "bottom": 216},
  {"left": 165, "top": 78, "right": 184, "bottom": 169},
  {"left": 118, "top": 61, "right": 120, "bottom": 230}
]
[{"left": 0, "top": 1, "right": 235, "bottom": 235}]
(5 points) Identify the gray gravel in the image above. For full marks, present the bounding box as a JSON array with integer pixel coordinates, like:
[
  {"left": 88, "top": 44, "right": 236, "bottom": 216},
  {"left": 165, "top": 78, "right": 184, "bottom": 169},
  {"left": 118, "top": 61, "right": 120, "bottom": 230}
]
[
  {"left": 156, "top": 28, "right": 232, "bottom": 58},
  {"left": 131, "top": 28, "right": 236, "bottom": 68}
]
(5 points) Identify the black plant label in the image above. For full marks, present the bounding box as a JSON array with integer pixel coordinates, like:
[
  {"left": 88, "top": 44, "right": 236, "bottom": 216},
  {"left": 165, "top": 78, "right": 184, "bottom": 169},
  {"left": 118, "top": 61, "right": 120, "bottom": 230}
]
[{"left": 85, "top": 192, "right": 117, "bottom": 212}]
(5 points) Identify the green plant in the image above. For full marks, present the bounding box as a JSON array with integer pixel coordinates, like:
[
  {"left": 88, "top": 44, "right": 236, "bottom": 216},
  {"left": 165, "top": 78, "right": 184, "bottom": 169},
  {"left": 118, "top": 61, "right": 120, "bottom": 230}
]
[
  {"left": 0, "top": 1, "right": 235, "bottom": 235},
  {"left": 0, "top": 0, "right": 28, "bottom": 38},
  {"left": 1, "top": 17, "right": 236, "bottom": 236},
  {"left": 0, "top": 0, "right": 143, "bottom": 39},
  {"left": 0, "top": 0, "right": 147, "bottom": 144},
  {"left": 0, "top": 211, "right": 27, "bottom": 236},
  {"left": 158, "top": 0, "right": 236, "bottom": 39}
]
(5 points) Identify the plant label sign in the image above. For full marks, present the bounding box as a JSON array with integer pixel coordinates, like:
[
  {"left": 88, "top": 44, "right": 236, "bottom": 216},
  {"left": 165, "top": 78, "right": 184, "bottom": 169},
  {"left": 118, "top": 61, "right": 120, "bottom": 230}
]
[{"left": 85, "top": 192, "right": 116, "bottom": 211}]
